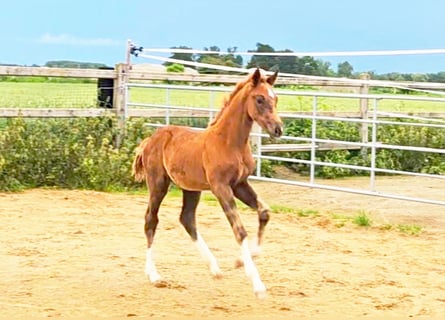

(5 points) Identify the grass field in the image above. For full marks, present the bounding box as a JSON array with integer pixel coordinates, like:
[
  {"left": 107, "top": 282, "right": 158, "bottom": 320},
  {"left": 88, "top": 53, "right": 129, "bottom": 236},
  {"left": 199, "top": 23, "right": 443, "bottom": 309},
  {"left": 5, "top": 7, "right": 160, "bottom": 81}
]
[
  {"left": 0, "top": 82, "right": 97, "bottom": 108},
  {"left": 1, "top": 81, "right": 445, "bottom": 113}
]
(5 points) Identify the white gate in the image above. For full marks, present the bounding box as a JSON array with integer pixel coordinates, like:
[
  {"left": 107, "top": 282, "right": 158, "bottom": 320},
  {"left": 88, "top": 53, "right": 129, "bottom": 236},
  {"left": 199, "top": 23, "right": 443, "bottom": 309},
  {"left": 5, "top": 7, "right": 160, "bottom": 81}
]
[{"left": 125, "top": 82, "right": 445, "bottom": 206}]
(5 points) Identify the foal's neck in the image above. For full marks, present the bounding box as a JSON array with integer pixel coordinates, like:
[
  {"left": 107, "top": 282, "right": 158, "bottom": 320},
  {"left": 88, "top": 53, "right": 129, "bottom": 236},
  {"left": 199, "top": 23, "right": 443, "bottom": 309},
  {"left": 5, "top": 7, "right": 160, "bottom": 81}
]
[{"left": 211, "top": 97, "right": 253, "bottom": 148}]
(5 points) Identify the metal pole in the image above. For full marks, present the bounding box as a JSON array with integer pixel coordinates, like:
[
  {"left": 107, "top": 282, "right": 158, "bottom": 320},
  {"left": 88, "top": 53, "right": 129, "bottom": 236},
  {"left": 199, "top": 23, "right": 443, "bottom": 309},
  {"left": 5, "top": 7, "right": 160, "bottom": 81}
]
[
  {"left": 209, "top": 91, "right": 215, "bottom": 122},
  {"left": 165, "top": 88, "right": 170, "bottom": 125},
  {"left": 370, "top": 98, "right": 378, "bottom": 191},
  {"left": 359, "top": 73, "right": 370, "bottom": 159},
  {"left": 254, "top": 123, "right": 262, "bottom": 177},
  {"left": 310, "top": 96, "right": 318, "bottom": 184}
]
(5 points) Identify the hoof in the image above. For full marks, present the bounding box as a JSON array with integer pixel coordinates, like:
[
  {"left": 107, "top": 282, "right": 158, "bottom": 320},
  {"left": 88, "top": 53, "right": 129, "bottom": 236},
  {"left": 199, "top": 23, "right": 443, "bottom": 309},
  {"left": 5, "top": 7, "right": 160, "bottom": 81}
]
[
  {"left": 213, "top": 272, "right": 223, "bottom": 280},
  {"left": 148, "top": 272, "right": 162, "bottom": 284},
  {"left": 235, "top": 258, "right": 244, "bottom": 269},
  {"left": 210, "top": 265, "right": 223, "bottom": 279},
  {"left": 250, "top": 247, "right": 262, "bottom": 258},
  {"left": 255, "top": 290, "right": 267, "bottom": 299},
  {"left": 152, "top": 280, "right": 169, "bottom": 288}
]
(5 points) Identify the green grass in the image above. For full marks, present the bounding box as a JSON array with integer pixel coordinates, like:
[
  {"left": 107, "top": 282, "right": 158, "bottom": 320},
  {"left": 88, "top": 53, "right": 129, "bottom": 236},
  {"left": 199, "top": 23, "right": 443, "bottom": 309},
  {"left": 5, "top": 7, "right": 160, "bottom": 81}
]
[
  {"left": 1, "top": 81, "right": 444, "bottom": 113},
  {"left": 330, "top": 213, "right": 352, "bottom": 228},
  {"left": 0, "top": 82, "right": 97, "bottom": 108},
  {"left": 380, "top": 223, "right": 423, "bottom": 235},
  {"left": 352, "top": 211, "right": 372, "bottom": 227},
  {"left": 270, "top": 204, "right": 300, "bottom": 214},
  {"left": 269, "top": 205, "right": 320, "bottom": 217},
  {"left": 330, "top": 211, "right": 373, "bottom": 228},
  {"left": 130, "top": 86, "right": 226, "bottom": 109},
  {"left": 201, "top": 192, "right": 219, "bottom": 205},
  {"left": 129, "top": 86, "right": 445, "bottom": 113},
  {"left": 397, "top": 224, "right": 423, "bottom": 236},
  {"left": 134, "top": 189, "right": 422, "bottom": 236},
  {"left": 297, "top": 209, "right": 320, "bottom": 217}
]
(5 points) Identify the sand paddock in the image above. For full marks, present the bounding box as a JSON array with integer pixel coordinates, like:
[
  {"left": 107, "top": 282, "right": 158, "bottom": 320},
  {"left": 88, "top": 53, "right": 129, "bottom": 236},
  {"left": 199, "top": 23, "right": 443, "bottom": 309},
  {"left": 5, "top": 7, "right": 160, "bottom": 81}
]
[{"left": 1, "top": 177, "right": 444, "bottom": 319}]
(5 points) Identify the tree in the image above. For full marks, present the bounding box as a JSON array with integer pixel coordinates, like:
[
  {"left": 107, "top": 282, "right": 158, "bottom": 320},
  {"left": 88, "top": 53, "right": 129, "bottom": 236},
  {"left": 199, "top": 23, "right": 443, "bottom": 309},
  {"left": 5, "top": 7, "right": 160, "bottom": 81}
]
[
  {"left": 411, "top": 73, "right": 428, "bottom": 82},
  {"left": 163, "top": 46, "right": 194, "bottom": 68},
  {"left": 224, "top": 47, "right": 243, "bottom": 68},
  {"left": 195, "top": 46, "right": 243, "bottom": 74},
  {"left": 427, "top": 71, "right": 445, "bottom": 82},
  {"left": 337, "top": 61, "right": 354, "bottom": 78},
  {"left": 317, "top": 60, "right": 335, "bottom": 77},
  {"left": 273, "top": 49, "right": 297, "bottom": 73},
  {"left": 294, "top": 56, "right": 319, "bottom": 75},
  {"left": 247, "top": 43, "right": 277, "bottom": 70},
  {"left": 247, "top": 44, "right": 337, "bottom": 76},
  {"left": 44, "top": 61, "right": 108, "bottom": 69}
]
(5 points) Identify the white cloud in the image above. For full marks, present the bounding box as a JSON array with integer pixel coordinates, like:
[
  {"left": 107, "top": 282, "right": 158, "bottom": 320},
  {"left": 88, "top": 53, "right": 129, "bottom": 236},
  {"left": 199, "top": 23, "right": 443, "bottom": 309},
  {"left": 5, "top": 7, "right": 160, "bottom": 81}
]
[{"left": 37, "top": 33, "right": 121, "bottom": 46}]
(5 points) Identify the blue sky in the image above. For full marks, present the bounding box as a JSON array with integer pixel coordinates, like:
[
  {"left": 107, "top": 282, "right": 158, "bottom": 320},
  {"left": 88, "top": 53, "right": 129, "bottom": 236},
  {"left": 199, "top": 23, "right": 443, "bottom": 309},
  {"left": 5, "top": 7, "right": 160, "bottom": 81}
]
[{"left": 2, "top": 0, "right": 445, "bottom": 73}]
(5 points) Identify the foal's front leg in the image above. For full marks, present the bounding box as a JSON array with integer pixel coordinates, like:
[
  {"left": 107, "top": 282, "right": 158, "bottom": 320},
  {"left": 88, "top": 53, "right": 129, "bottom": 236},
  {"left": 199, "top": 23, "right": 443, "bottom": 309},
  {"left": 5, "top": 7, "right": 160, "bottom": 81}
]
[
  {"left": 233, "top": 180, "right": 270, "bottom": 256},
  {"left": 211, "top": 183, "right": 267, "bottom": 298}
]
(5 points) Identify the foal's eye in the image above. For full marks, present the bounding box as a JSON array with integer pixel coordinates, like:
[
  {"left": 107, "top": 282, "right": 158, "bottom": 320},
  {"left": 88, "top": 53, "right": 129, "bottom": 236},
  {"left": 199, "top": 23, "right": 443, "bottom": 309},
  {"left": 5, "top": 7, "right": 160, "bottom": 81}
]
[{"left": 256, "top": 96, "right": 265, "bottom": 104}]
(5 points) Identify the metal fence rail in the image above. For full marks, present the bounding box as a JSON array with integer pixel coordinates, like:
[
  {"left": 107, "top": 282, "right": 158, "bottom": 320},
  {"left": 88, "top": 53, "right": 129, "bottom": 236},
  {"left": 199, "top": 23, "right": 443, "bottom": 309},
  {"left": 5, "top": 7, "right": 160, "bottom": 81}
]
[{"left": 126, "top": 82, "right": 445, "bottom": 206}]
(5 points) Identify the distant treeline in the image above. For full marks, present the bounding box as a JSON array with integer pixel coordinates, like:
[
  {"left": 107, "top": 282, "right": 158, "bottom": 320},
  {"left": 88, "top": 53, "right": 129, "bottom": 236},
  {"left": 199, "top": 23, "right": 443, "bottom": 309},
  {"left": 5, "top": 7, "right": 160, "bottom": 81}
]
[
  {"left": 0, "top": 61, "right": 109, "bottom": 69},
  {"left": 2, "top": 42, "right": 445, "bottom": 82},
  {"left": 0, "top": 61, "right": 110, "bottom": 83},
  {"left": 164, "top": 43, "right": 445, "bottom": 83},
  {"left": 44, "top": 61, "right": 109, "bottom": 69}
]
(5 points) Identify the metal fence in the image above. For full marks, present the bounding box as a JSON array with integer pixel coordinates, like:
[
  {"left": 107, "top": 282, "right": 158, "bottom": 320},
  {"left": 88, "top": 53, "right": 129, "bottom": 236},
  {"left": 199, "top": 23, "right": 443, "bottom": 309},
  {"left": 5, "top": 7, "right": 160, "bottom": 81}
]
[{"left": 126, "top": 82, "right": 445, "bottom": 207}]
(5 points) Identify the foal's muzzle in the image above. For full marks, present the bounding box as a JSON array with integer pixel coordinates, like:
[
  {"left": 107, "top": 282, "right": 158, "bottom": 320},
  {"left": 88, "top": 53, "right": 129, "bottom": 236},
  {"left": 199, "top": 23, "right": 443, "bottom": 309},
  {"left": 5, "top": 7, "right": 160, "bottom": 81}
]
[{"left": 269, "top": 123, "right": 283, "bottom": 138}]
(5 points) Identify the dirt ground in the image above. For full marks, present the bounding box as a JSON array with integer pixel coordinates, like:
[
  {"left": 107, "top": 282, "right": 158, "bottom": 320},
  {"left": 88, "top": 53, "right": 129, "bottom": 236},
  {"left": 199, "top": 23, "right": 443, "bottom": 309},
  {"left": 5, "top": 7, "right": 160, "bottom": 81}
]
[{"left": 1, "top": 177, "right": 444, "bottom": 319}]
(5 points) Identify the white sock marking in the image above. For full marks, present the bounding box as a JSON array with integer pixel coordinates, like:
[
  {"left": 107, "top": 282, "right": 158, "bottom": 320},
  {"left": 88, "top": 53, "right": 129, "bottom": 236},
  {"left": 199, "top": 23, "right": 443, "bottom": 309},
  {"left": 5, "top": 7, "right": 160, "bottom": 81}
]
[
  {"left": 195, "top": 232, "right": 222, "bottom": 277},
  {"left": 145, "top": 248, "right": 161, "bottom": 283},
  {"left": 250, "top": 236, "right": 262, "bottom": 257},
  {"left": 241, "top": 238, "right": 266, "bottom": 295}
]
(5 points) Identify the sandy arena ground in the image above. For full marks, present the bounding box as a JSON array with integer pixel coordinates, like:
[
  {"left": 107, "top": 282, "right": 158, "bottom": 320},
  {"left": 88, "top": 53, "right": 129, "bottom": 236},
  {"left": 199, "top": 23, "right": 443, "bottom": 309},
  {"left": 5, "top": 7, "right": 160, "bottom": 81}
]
[{"left": 0, "top": 176, "right": 444, "bottom": 319}]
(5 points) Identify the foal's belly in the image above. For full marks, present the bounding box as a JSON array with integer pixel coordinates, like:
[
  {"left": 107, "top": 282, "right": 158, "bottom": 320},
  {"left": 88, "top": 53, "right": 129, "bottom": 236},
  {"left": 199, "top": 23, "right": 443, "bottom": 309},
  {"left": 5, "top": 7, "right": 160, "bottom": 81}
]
[{"left": 166, "top": 158, "right": 210, "bottom": 191}]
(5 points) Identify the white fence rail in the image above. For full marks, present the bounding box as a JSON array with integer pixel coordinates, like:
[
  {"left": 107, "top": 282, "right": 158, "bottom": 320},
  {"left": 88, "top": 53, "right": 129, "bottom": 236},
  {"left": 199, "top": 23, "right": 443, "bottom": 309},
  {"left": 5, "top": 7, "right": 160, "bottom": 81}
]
[
  {"left": 125, "top": 82, "right": 445, "bottom": 207},
  {"left": 1, "top": 58, "right": 443, "bottom": 206}
]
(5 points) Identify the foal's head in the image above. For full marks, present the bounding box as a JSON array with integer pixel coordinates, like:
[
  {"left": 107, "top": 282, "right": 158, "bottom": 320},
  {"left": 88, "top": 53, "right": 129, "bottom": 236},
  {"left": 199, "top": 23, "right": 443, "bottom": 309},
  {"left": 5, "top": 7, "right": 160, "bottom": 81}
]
[{"left": 245, "top": 68, "right": 283, "bottom": 138}]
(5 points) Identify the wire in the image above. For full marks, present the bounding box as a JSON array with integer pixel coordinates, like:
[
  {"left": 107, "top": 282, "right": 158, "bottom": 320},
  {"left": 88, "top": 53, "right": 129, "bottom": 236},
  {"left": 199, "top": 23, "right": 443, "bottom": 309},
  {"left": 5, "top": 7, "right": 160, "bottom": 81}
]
[
  {"left": 136, "top": 53, "right": 445, "bottom": 96},
  {"left": 142, "top": 47, "right": 445, "bottom": 57}
]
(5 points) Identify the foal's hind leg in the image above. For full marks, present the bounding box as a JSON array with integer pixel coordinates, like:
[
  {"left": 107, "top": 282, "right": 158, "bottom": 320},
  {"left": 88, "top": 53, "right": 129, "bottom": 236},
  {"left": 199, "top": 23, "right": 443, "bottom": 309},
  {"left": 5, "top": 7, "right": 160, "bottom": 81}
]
[
  {"left": 233, "top": 180, "right": 270, "bottom": 256},
  {"left": 180, "top": 190, "right": 222, "bottom": 278},
  {"left": 144, "top": 174, "right": 170, "bottom": 284}
]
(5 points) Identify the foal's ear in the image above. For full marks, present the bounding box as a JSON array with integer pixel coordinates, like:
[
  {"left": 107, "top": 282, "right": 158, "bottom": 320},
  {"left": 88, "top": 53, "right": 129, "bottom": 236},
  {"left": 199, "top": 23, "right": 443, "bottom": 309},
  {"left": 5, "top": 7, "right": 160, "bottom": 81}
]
[
  {"left": 267, "top": 70, "right": 278, "bottom": 86},
  {"left": 251, "top": 68, "right": 262, "bottom": 87}
]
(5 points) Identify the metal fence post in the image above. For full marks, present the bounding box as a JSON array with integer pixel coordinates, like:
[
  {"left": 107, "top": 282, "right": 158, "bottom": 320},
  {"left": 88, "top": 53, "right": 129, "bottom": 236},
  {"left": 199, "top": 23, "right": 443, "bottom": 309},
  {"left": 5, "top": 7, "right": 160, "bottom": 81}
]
[
  {"left": 359, "top": 73, "right": 370, "bottom": 158},
  {"left": 252, "top": 123, "right": 262, "bottom": 177},
  {"left": 310, "top": 96, "right": 318, "bottom": 184}
]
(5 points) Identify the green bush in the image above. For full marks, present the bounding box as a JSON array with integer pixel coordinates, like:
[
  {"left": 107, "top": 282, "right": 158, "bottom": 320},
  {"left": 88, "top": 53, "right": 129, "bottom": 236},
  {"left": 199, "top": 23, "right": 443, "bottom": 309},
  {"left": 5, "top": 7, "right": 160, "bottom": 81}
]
[
  {"left": 1, "top": 116, "right": 443, "bottom": 191},
  {"left": 260, "top": 159, "right": 275, "bottom": 177},
  {"left": 0, "top": 116, "right": 152, "bottom": 191},
  {"left": 376, "top": 122, "right": 445, "bottom": 174},
  {"left": 166, "top": 63, "right": 185, "bottom": 73},
  {"left": 282, "top": 118, "right": 445, "bottom": 178}
]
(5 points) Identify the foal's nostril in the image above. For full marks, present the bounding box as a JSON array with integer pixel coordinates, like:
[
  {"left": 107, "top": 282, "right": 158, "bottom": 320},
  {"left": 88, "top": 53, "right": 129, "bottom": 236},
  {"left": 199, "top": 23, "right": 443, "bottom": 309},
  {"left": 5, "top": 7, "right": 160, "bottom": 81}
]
[{"left": 274, "top": 125, "right": 283, "bottom": 137}]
